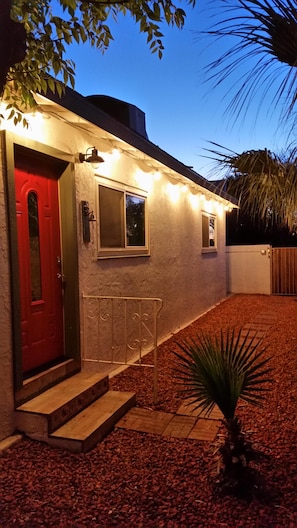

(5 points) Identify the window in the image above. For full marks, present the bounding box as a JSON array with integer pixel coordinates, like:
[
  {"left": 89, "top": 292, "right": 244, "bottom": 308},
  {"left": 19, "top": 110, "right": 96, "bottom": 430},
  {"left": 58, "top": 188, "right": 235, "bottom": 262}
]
[
  {"left": 98, "top": 183, "right": 149, "bottom": 257},
  {"left": 202, "top": 213, "right": 217, "bottom": 251},
  {"left": 28, "top": 191, "right": 42, "bottom": 300}
]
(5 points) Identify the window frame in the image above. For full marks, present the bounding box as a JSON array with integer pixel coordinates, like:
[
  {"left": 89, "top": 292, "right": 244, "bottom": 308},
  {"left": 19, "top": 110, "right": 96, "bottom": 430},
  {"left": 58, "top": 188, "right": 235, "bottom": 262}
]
[
  {"left": 97, "top": 179, "right": 149, "bottom": 259},
  {"left": 201, "top": 212, "right": 217, "bottom": 253}
]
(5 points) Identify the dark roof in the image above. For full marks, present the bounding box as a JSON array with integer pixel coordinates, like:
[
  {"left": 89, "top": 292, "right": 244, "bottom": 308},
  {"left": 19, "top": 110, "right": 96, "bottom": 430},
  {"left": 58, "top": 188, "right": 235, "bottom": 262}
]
[{"left": 44, "top": 86, "right": 238, "bottom": 205}]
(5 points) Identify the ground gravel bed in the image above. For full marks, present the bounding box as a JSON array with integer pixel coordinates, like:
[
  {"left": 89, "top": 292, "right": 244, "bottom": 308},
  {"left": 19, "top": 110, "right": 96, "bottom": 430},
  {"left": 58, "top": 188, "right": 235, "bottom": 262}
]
[{"left": 1, "top": 294, "right": 297, "bottom": 527}]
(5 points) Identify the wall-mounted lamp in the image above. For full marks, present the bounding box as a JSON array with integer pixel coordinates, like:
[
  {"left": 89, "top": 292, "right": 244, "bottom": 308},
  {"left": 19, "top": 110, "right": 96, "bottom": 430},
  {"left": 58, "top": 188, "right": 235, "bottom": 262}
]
[
  {"left": 79, "top": 147, "right": 104, "bottom": 164},
  {"left": 81, "top": 200, "right": 96, "bottom": 243}
]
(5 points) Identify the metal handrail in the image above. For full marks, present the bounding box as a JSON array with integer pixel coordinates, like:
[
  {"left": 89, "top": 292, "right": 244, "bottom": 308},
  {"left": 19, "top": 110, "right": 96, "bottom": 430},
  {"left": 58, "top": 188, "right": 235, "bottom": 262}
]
[{"left": 82, "top": 295, "right": 163, "bottom": 403}]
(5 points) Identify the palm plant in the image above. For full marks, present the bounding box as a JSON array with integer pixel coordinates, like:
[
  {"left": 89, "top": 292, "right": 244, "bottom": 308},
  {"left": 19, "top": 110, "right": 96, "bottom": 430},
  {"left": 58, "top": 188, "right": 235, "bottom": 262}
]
[
  {"left": 206, "top": 143, "right": 297, "bottom": 233},
  {"left": 204, "top": 0, "right": 297, "bottom": 129},
  {"left": 174, "top": 328, "right": 273, "bottom": 486}
]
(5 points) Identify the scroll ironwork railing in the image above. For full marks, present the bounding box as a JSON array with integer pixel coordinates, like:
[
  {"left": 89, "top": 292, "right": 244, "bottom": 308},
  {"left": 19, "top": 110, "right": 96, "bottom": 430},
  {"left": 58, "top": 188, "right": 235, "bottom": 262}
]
[{"left": 82, "top": 295, "right": 163, "bottom": 403}]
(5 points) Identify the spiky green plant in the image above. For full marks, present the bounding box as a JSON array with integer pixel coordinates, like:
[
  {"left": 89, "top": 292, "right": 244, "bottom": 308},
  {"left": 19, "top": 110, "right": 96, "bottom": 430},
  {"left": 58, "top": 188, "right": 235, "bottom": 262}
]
[
  {"left": 174, "top": 328, "right": 273, "bottom": 486},
  {"left": 205, "top": 143, "right": 297, "bottom": 232},
  {"left": 204, "top": 0, "right": 297, "bottom": 130}
]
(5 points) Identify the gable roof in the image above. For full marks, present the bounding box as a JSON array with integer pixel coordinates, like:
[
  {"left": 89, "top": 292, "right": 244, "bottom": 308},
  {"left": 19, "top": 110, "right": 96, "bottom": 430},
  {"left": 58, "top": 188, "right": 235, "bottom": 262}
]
[{"left": 35, "top": 86, "right": 237, "bottom": 206}]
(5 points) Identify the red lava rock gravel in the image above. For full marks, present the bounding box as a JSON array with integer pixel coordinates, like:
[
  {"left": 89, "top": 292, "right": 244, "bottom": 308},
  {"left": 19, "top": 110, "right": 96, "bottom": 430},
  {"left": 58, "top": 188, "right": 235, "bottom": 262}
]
[{"left": 1, "top": 294, "right": 297, "bottom": 527}]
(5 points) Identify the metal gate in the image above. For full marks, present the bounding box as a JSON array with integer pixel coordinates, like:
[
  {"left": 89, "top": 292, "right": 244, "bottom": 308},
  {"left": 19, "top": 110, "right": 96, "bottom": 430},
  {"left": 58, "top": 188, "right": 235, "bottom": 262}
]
[
  {"left": 271, "top": 247, "right": 297, "bottom": 295},
  {"left": 82, "top": 295, "right": 163, "bottom": 403}
]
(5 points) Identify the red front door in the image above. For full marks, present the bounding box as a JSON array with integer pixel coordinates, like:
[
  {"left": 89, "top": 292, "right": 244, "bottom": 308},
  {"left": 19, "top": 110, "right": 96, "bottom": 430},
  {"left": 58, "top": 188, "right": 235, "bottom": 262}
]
[{"left": 15, "top": 166, "right": 64, "bottom": 373}]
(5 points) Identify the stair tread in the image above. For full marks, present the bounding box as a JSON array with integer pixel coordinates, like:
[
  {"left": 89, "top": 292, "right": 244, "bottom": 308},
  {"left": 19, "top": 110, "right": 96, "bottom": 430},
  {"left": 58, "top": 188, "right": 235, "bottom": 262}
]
[
  {"left": 16, "top": 372, "right": 108, "bottom": 415},
  {"left": 50, "top": 391, "right": 135, "bottom": 440}
]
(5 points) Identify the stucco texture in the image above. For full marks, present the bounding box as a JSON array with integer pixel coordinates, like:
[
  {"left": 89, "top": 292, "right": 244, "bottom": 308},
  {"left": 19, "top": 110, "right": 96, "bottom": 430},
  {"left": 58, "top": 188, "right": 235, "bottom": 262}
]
[
  {"left": 0, "top": 108, "right": 229, "bottom": 441},
  {"left": 0, "top": 145, "right": 15, "bottom": 441}
]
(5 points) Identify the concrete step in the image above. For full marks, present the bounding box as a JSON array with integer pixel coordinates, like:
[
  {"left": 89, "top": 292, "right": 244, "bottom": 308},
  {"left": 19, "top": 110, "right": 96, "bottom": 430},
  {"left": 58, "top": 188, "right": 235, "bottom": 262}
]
[
  {"left": 49, "top": 390, "right": 136, "bottom": 453},
  {"left": 15, "top": 372, "right": 109, "bottom": 440}
]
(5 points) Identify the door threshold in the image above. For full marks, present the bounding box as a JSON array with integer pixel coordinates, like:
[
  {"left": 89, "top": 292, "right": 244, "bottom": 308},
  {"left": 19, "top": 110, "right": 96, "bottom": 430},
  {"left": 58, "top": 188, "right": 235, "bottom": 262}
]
[
  {"left": 15, "top": 358, "right": 81, "bottom": 407},
  {"left": 24, "top": 356, "right": 72, "bottom": 381}
]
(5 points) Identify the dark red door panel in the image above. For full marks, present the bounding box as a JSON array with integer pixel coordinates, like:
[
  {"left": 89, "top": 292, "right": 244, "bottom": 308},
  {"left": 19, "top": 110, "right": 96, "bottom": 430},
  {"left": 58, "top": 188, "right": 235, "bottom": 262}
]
[{"left": 15, "top": 167, "right": 64, "bottom": 373}]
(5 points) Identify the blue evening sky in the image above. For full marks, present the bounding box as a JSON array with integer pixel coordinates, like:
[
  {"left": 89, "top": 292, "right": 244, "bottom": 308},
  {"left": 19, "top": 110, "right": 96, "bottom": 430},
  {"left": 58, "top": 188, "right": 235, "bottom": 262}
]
[{"left": 68, "top": 0, "right": 290, "bottom": 179}]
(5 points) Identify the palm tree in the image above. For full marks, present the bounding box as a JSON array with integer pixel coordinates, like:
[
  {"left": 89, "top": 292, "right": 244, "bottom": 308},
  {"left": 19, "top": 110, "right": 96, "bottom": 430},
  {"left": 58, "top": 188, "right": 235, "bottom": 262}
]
[
  {"left": 204, "top": 0, "right": 297, "bottom": 129},
  {"left": 174, "top": 328, "right": 273, "bottom": 487},
  {"left": 206, "top": 143, "right": 297, "bottom": 234}
]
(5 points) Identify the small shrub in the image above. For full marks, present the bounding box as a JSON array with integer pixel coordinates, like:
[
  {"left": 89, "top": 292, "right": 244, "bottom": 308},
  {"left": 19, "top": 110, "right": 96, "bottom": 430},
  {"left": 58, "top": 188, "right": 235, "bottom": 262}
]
[{"left": 174, "top": 328, "right": 274, "bottom": 489}]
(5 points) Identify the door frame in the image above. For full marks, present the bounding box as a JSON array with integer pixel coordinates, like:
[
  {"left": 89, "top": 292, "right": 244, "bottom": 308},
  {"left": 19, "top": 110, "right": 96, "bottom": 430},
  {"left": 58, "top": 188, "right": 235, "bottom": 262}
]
[{"left": 3, "top": 131, "right": 80, "bottom": 391}]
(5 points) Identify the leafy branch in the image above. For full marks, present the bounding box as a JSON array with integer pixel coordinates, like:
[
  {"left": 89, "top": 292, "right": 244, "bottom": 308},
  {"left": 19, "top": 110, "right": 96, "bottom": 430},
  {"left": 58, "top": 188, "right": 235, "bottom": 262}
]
[{"left": 1, "top": 0, "right": 195, "bottom": 122}]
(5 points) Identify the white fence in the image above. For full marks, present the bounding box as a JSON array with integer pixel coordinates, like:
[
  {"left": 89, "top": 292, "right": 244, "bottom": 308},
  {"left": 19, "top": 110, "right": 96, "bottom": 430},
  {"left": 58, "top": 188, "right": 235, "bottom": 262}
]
[{"left": 226, "top": 245, "right": 271, "bottom": 295}]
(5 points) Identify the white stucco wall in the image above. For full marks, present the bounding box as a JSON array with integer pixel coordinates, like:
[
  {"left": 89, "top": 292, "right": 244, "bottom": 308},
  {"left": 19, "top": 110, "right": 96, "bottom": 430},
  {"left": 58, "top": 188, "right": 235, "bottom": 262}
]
[
  {"left": 0, "top": 144, "right": 15, "bottom": 441},
  {"left": 81, "top": 174, "right": 227, "bottom": 343},
  {"left": 226, "top": 245, "right": 271, "bottom": 295},
  {"left": 7, "top": 113, "right": 229, "bottom": 340},
  {"left": 0, "top": 108, "right": 231, "bottom": 440},
  {"left": 64, "top": 125, "right": 227, "bottom": 343}
]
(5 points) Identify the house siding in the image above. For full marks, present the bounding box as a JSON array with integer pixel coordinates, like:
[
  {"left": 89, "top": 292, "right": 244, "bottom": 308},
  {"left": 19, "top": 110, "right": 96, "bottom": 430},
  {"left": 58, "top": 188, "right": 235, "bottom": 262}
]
[
  {"left": 0, "top": 142, "right": 15, "bottom": 440},
  {"left": 76, "top": 152, "right": 227, "bottom": 344},
  {"left": 0, "top": 100, "right": 230, "bottom": 442},
  {"left": 23, "top": 112, "right": 227, "bottom": 342}
]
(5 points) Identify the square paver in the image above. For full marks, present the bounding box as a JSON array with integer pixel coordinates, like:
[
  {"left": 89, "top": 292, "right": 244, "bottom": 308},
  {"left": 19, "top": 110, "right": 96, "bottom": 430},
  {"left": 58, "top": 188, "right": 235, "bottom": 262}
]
[
  {"left": 188, "top": 418, "right": 220, "bottom": 441},
  {"left": 177, "top": 399, "right": 223, "bottom": 420},
  {"left": 237, "top": 337, "right": 263, "bottom": 349},
  {"left": 176, "top": 399, "right": 201, "bottom": 417},
  {"left": 241, "top": 328, "right": 267, "bottom": 338},
  {"left": 254, "top": 312, "right": 277, "bottom": 324},
  {"left": 162, "top": 415, "right": 197, "bottom": 438},
  {"left": 116, "top": 408, "right": 174, "bottom": 435},
  {"left": 206, "top": 406, "right": 223, "bottom": 420}
]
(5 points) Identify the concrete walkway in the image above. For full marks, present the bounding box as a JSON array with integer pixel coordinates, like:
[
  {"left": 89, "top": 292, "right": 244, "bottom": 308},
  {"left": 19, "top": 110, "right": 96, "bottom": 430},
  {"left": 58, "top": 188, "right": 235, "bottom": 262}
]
[{"left": 116, "top": 310, "right": 277, "bottom": 442}]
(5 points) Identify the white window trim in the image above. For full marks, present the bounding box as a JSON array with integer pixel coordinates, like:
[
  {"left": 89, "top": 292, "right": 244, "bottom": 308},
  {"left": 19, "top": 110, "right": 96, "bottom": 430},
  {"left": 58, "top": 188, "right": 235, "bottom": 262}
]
[
  {"left": 96, "top": 178, "right": 149, "bottom": 259},
  {"left": 201, "top": 212, "right": 217, "bottom": 253}
]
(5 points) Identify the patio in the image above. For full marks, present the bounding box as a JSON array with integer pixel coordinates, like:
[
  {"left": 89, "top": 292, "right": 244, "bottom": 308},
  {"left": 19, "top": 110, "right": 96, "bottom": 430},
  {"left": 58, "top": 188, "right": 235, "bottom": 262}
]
[{"left": 1, "top": 294, "right": 297, "bottom": 527}]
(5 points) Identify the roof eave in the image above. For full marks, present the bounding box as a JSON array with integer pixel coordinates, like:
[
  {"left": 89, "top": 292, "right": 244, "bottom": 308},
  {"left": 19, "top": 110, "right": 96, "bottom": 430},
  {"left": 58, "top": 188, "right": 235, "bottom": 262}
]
[{"left": 42, "top": 86, "right": 238, "bottom": 206}]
